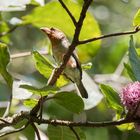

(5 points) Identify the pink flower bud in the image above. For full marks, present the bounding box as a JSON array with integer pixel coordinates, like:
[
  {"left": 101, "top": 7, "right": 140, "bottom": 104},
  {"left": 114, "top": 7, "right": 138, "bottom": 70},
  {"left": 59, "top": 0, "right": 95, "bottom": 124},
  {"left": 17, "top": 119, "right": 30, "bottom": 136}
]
[
  {"left": 121, "top": 81, "right": 140, "bottom": 114},
  {"left": 121, "top": 81, "right": 140, "bottom": 133}
]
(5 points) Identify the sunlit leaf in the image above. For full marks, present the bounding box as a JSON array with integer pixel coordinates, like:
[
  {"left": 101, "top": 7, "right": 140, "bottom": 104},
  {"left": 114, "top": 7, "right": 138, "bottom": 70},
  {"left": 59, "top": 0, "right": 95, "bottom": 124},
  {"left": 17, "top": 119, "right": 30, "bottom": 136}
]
[
  {"left": 33, "top": 51, "right": 53, "bottom": 78},
  {"left": 81, "top": 62, "right": 92, "bottom": 70},
  {"left": 114, "top": 113, "right": 134, "bottom": 131},
  {"left": 124, "top": 63, "right": 137, "bottom": 81},
  {"left": 133, "top": 8, "right": 140, "bottom": 26},
  {"left": 136, "top": 48, "right": 140, "bottom": 57},
  {"left": 20, "top": 84, "right": 59, "bottom": 96},
  {"left": 117, "top": 123, "right": 134, "bottom": 131},
  {"left": 56, "top": 75, "right": 68, "bottom": 87},
  {"left": 22, "top": 1, "right": 101, "bottom": 62},
  {"left": 129, "top": 36, "right": 140, "bottom": 81},
  {"left": 24, "top": 99, "right": 38, "bottom": 108},
  {"left": 0, "top": 19, "right": 10, "bottom": 44},
  {"left": 76, "top": 0, "right": 83, "bottom": 5},
  {"left": 100, "top": 84, "right": 123, "bottom": 111},
  {"left": 54, "top": 92, "right": 84, "bottom": 113},
  {"left": 47, "top": 125, "right": 86, "bottom": 140},
  {"left": 0, "top": 43, "right": 13, "bottom": 88}
]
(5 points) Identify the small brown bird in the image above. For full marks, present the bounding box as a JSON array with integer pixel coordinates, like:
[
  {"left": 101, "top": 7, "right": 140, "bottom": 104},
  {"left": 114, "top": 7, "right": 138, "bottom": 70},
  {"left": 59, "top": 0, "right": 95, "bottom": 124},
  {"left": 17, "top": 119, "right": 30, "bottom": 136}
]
[{"left": 41, "top": 27, "right": 88, "bottom": 98}]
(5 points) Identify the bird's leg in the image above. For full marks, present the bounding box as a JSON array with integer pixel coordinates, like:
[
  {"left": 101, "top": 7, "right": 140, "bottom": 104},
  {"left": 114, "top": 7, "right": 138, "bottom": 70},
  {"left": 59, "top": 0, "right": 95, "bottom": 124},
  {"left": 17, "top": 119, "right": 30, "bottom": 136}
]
[
  {"left": 30, "top": 95, "right": 46, "bottom": 120},
  {"left": 37, "top": 95, "right": 44, "bottom": 122}
]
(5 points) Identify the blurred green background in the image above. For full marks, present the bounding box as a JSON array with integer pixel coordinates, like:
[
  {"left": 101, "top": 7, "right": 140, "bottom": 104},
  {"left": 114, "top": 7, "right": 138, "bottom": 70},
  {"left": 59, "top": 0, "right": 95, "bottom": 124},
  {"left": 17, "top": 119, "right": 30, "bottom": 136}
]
[{"left": 0, "top": 0, "right": 140, "bottom": 139}]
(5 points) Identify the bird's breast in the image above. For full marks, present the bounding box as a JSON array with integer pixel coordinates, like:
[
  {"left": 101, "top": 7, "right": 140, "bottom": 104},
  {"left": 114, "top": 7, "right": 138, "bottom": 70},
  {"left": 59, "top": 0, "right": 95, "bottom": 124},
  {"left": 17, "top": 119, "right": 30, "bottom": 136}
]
[{"left": 52, "top": 44, "right": 67, "bottom": 64}]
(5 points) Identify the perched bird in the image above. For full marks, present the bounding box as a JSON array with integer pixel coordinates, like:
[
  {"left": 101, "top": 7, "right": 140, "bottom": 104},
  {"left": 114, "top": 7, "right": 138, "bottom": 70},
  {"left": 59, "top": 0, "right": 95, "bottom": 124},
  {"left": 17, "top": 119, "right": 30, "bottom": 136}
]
[{"left": 41, "top": 27, "right": 88, "bottom": 98}]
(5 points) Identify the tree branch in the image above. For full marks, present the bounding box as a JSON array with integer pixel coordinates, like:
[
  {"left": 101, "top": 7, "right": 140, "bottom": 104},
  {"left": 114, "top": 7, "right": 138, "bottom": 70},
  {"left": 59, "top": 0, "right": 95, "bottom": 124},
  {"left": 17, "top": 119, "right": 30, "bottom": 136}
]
[
  {"left": 73, "top": 0, "right": 93, "bottom": 42},
  {"left": 58, "top": 0, "right": 77, "bottom": 26},
  {"left": 36, "top": 117, "right": 135, "bottom": 128},
  {"left": 78, "top": 26, "right": 140, "bottom": 44},
  {"left": 0, "top": 26, "right": 18, "bottom": 37},
  {"left": 0, "top": 122, "right": 29, "bottom": 137},
  {"left": 0, "top": 111, "right": 139, "bottom": 130},
  {"left": 0, "top": 111, "right": 30, "bottom": 130}
]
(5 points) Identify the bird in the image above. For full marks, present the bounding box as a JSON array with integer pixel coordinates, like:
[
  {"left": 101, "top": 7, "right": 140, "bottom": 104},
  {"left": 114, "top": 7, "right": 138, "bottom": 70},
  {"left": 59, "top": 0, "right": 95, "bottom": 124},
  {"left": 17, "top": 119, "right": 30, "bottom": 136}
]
[{"left": 40, "top": 27, "right": 88, "bottom": 98}]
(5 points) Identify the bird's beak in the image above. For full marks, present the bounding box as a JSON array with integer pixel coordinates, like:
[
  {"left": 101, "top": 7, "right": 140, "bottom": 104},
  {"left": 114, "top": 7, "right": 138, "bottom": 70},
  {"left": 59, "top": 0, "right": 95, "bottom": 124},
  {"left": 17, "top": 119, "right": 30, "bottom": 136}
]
[{"left": 40, "top": 27, "right": 51, "bottom": 35}]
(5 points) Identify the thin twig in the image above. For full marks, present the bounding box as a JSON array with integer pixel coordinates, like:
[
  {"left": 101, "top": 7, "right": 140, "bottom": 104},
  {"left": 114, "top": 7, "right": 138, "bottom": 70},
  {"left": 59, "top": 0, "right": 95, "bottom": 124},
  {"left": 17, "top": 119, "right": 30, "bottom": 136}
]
[
  {"left": 73, "top": 0, "right": 93, "bottom": 42},
  {"left": 0, "top": 111, "right": 30, "bottom": 130},
  {"left": 78, "top": 26, "right": 140, "bottom": 44},
  {"left": 69, "top": 126, "right": 80, "bottom": 140},
  {"left": 0, "top": 26, "right": 18, "bottom": 37},
  {"left": 58, "top": 0, "right": 77, "bottom": 26},
  {"left": 0, "top": 122, "right": 29, "bottom": 137},
  {"left": 31, "top": 123, "right": 41, "bottom": 140},
  {"left": 36, "top": 117, "right": 135, "bottom": 127},
  {"left": 0, "top": 110, "right": 139, "bottom": 131}
]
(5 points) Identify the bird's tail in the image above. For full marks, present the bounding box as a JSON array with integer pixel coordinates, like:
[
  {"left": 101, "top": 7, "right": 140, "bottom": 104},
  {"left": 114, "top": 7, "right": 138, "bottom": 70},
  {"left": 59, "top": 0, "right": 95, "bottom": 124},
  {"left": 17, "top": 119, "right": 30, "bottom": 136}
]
[{"left": 75, "top": 81, "right": 88, "bottom": 98}]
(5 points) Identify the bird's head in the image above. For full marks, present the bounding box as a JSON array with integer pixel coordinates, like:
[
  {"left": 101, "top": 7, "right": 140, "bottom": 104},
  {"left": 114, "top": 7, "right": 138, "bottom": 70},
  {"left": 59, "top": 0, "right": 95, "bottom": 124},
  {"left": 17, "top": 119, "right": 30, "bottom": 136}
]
[{"left": 40, "top": 27, "right": 66, "bottom": 43}]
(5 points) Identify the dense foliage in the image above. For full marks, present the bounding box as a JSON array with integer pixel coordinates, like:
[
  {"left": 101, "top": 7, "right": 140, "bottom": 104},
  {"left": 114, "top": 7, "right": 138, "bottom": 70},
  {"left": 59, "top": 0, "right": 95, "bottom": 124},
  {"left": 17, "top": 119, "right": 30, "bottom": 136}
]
[{"left": 0, "top": 0, "right": 140, "bottom": 140}]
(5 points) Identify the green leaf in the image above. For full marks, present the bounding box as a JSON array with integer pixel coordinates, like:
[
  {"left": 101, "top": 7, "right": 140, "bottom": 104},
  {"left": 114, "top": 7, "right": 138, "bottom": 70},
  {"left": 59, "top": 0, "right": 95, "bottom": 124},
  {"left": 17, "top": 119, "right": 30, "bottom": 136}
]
[
  {"left": 22, "top": 1, "right": 101, "bottom": 62},
  {"left": 47, "top": 125, "right": 86, "bottom": 140},
  {"left": 0, "top": 43, "right": 13, "bottom": 88},
  {"left": 124, "top": 63, "right": 137, "bottom": 81},
  {"left": 117, "top": 123, "right": 134, "bottom": 131},
  {"left": 54, "top": 92, "right": 84, "bottom": 113},
  {"left": 33, "top": 51, "right": 53, "bottom": 78},
  {"left": 136, "top": 48, "right": 140, "bottom": 57},
  {"left": 0, "top": 21, "right": 10, "bottom": 43},
  {"left": 129, "top": 36, "right": 140, "bottom": 81},
  {"left": 56, "top": 75, "right": 68, "bottom": 87},
  {"left": 81, "top": 62, "right": 92, "bottom": 70},
  {"left": 133, "top": 9, "right": 140, "bottom": 26},
  {"left": 114, "top": 113, "right": 134, "bottom": 131},
  {"left": 24, "top": 99, "right": 38, "bottom": 108},
  {"left": 100, "top": 84, "right": 123, "bottom": 111},
  {"left": 22, "top": 124, "right": 35, "bottom": 140},
  {"left": 20, "top": 84, "right": 59, "bottom": 96}
]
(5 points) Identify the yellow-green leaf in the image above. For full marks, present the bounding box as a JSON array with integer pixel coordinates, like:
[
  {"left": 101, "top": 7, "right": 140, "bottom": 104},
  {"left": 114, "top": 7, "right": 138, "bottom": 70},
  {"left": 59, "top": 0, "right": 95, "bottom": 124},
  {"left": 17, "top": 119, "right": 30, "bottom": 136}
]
[
  {"left": 56, "top": 75, "right": 68, "bottom": 87},
  {"left": 133, "top": 9, "right": 140, "bottom": 26},
  {"left": 24, "top": 99, "right": 38, "bottom": 108},
  {"left": 33, "top": 51, "right": 53, "bottom": 78}
]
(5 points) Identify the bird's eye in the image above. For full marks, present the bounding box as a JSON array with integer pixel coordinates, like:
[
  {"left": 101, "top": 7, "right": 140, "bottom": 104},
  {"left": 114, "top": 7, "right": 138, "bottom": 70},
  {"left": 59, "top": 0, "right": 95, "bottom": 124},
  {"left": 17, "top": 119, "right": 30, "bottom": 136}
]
[{"left": 50, "top": 27, "right": 55, "bottom": 31}]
